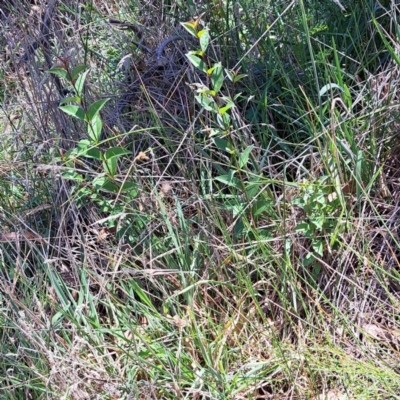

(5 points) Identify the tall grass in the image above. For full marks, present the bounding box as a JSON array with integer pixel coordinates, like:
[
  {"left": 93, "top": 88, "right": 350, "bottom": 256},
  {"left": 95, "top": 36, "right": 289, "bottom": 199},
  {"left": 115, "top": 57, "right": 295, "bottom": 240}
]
[{"left": 1, "top": 0, "right": 400, "bottom": 398}]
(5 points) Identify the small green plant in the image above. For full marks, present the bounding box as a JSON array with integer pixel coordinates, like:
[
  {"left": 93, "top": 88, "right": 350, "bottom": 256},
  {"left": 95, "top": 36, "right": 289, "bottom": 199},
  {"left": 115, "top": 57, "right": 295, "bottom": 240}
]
[
  {"left": 292, "top": 177, "right": 344, "bottom": 281},
  {"left": 183, "top": 17, "right": 261, "bottom": 237},
  {"left": 183, "top": 17, "right": 247, "bottom": 136},
  {"left": 49, "top": 60, "right": 137, "bottom": 214}
]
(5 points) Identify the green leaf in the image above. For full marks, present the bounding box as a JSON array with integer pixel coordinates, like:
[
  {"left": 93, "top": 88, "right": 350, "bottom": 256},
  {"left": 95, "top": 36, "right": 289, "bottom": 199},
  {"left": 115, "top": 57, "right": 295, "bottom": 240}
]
[
  {"left": 59, "top": 95, "right": 81, "bottom": 106},
  {"left": 199, "top": 30, "right": 210, "bottom": 52},
  {"left": 199, "top": 89, "right": 216, "bottom": 96},
  {"left": 62, "top": 148, "right": 79, "bottom": 168},
  {"left": 180, "top": 22, "right": 197, "bottom": 37},
  {"left": 101, "top": 180, "right": 120, "bottom": 192},
  {"left": 215, "top": 170, "right": 242, "bottom": 189},
  {"left": 74, "top": 69, "right": 90, "bottom": 97},
  {"left": 304, "top": 252, "right": 316, "bottom": 267},
  {"left": 294, "top": 222, "right": 311, "bottom": 233},
  {"left": 103, "top": 157, "right": 117, "bottom": 176},
  {"left": 222, "top": 112, "right": 231, "bottom": 127},
  {"left": 186, "top": 53, "right": 207, "bottom": 73},
  {"left": 224, "top": 68, "right": 234, "bottom": 82},
  {"left": 59, "top": 105, "right": 86, "bottom": 121},
  {"left": 314, "top": 193, "right": 326, "bottom": 206},
  {"left": 228, "top": 200, "right": 246, "bottom": 217},
  {"left": 77, "top": 139, "right": 90, "bottom": 150},
  {"left": 93, "top": 176, "right": 119, "bottom": 192},
  {"left": 104, "top": 147, "right": 132, "bottom": 160},
  {"left": 292, "top": 197, "right": 305, "bottom": 207},
  {"left": 209, "top": 129, "right": 224, "bottom": 137},
  {"left": 76, "top": 139, "right": 90, "bottom": 156},
  {"left": 87, "top": 98, "right": 110, "bottom": 122},
  {"left": 234, "top": 217, "right": 245, "bottom": 238},
  {"left": 195, "top": 95, "right": 218, "bottom": 112},
  {"left": 213, "top": 137, "right": 232, "bottom": 153},
  {"left": 63, "top": 148, "right": 77, "bottom": 160},
  {"left": 219, "top": 103, "right": 234, "bottom": 115},
  {"left": 233, "top": 74, "right": 247, "bottom": 83},
  {"left": 246, "top": 180, "right": 261, "bottom": 198},
  {"left": 120, "top": 181, "right": 138, "bottom": 194},
  {"left": 92, "top": 176, "right": 107, "bottom": 190},
  {"left": 217, "top": 112, "right": 230, "bottom": 128},
  {"left": 211, "top": 63, "right": 223, "bottom": 93},
  {"left": 51, "top": 311, "right": 64, "bottom": 325},
  {"left": 207, "top": 65, "right": 216, "bottom": 75},
  {"left": 61, "top": 170, "right": 84, "bottom": 182},
  {"left": 71, "top": 65, "right": 88, "bottom": 81},
  {"left": 311, "top": 216, "right": 325, "bottom": 231},
  {"left": 251, "top": 200, "right": 272, "bottom": 218},
  {"left": 87, "top": 113, "right": 102, "bottom": 143},
  {"left": 48, "top": 67, "right": 69, "bottom": 80},
  {"left": 312, "top": 239, "right": 324, "bottom": 257},
  {"left": 84, "top": 147, "right": 102, "bottom": 160},
  {"left": 239, "top": 145, "right": 254, "bottom": 168}
]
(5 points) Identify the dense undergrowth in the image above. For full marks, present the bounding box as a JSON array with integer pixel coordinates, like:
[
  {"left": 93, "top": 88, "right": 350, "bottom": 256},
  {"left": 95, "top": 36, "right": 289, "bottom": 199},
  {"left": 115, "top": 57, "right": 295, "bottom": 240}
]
[{"left": 1, "top": 0, "right": 400, "bottom": 398}]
